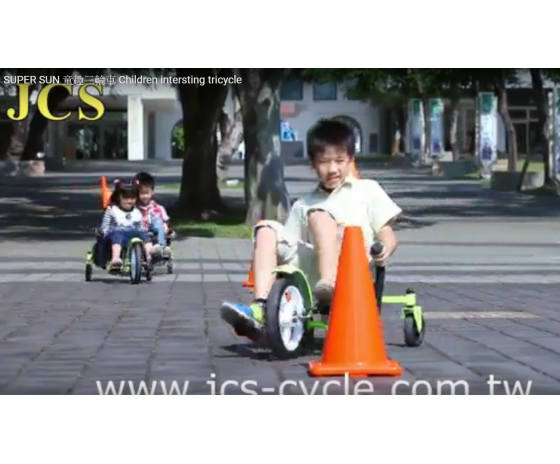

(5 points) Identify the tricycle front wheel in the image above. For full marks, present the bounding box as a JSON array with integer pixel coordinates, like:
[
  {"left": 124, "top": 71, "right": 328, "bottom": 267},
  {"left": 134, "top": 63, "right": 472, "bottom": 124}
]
[
  {"left": 129, "top": 242, "right": 144, "bottom": 284},
  {"left": 265, "top": 276, "right": 312, "bottom": 360}
]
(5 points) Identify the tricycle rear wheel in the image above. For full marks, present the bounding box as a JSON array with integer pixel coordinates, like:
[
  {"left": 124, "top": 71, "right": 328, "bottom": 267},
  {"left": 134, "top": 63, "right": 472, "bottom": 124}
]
[{"left": 404, "top": 314, "right": 425, "bottom": 347}]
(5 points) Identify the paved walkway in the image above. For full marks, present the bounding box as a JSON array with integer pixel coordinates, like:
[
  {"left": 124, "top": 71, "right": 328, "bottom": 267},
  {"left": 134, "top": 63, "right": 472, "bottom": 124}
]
[{"left": 1, "top": 165, "right": 560, "bottom": 394}]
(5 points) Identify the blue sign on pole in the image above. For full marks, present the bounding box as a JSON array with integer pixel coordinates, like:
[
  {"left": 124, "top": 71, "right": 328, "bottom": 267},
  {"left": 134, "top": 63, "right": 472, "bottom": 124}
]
[
  {"left": 477, "top": 92, "right": 498, "bottom": 166},
  {"left": 429, "top": 98, "right": 443, "bottom": 157},
  {"left": 409, "top": 99, "right": 423, "bottom": 156},
  {"left": 280, "top": 121, "right": 295, "bottom": 141},
  {"left": 554, "top": 89, "right": 560, "bottom": 177}
]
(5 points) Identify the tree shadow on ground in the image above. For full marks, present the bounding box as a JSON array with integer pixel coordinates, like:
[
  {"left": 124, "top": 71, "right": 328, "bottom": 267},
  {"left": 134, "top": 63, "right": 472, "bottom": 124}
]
[
  {"left": 0, "top": 184, "right": 187, "bottom": 242},
  {"left": 48, "top": 160, "right": 183, "bottom": 174},
  {"left": 0, "top": 187, "right": 101, "bottom": 241},
  {"left": 4, "top": 166, "right": 535, "bottom": 242},
  {"left": 392, "top": 184, "right": 560, "bottom": 220}
]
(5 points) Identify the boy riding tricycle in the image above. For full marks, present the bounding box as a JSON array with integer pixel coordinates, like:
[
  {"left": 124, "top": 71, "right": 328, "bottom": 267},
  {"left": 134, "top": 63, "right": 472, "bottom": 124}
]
[{"left": 220, "top": 119, "right": 425, "bottom": 358}]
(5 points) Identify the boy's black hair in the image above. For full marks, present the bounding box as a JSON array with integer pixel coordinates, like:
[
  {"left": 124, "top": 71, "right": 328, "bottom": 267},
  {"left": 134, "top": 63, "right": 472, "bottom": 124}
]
[
  {"left": 135, "top": 171, "right": 155, "bottom": 189},
  {"left": 306, "top": 119, "right": 356, "bottom": 161}
]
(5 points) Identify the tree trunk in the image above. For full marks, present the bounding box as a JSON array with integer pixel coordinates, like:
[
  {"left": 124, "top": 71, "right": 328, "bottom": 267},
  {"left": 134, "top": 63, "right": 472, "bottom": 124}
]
[
  {"left": 0, "top": 120, "right": 27, "bottom": 160},
  {"left": 234, "top": 69, "right": 291, "bottom": 225},
  {"left": 390, "top": 107, "right": 405, "bottom": 155},
  {"left": 529, "top": 68, "right": 554, "bottom": 185},
  {"left": 421, "top": 96, "right": 431, "bottom": 162},
  {"left": 413, "top": 73, "right": 430, "bottom": 163},
  {"left": 496, "top": 86, "right": 517, "bottom": 172},
  {"left": 448, "top": 95, "right": 460, "bottom": 160},
  {"left": 176, "top": 69, "right": 229, "bottom": 218},
  {"left": 396, "top": 105, "right": 406, "bottom": 153},
  {"left": 216, "top": 95, "right": 243, "bottom": 183},
  {"left": 20, "top": 84, "right": 69, "bottom": 161},
  {"left": 0, "top": 124, "right": 11, "bottom": 160}
]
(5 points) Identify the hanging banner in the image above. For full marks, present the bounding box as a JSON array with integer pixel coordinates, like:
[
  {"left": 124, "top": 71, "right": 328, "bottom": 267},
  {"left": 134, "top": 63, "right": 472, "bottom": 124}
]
[
  {"left": 476, "top": 92, "right": 498, "bottom": 170},
  {"left": 553, "top": 88, "right": 560, "bottom": 178},
  {"left": 408, "top": 99, "right": 423, "bottom": 160},
  {"left": 280, "top": 121, "right": 296, "bottom": 141},
  {"left": 429, "top": 98, "right": 444, "bottom": 158}
]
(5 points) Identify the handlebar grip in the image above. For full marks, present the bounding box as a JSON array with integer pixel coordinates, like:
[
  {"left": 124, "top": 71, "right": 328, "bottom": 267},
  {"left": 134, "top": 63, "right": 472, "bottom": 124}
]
[{"left": 370, "top": 241, "right": 384, "bottom": 257}]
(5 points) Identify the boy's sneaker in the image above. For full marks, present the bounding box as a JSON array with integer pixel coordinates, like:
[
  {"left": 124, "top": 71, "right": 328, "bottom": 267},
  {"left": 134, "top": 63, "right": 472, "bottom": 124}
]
[
  {"left": 314, "top": 279, "right": 334, "bottom": 304},
  {"left": 220, "top": 300, "right": 265, "bottom": 344},
  {"left": 162, "top": 246, "right": 171, "bottom": 259}
]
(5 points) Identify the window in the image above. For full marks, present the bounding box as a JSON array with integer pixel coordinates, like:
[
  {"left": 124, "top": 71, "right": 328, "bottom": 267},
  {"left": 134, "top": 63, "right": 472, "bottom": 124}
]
[
  {"left": 280, "top": 80, "right": 303, "bottom": 101},
  {"left": 313, "top": 82, "right": 337, "bottom": 101},
  {"left": 368, "top": 133, "right": 378, "bottom": 154},
  {"left": 345, "top": 79, "right": 360, "bottom": 100}
]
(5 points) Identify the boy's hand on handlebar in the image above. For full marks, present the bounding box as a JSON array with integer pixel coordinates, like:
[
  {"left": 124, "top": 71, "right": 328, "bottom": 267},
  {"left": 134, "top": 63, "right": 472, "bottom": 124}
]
[
  {"left": 371, "top": 248, "right": 390, "bottom": 267},
  {"left": 372, "top": 224, "right": 398, "bottom": 268}
]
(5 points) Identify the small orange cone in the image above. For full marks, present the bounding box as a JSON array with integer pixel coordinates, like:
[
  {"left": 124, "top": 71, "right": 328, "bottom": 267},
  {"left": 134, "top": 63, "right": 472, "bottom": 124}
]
[
  {"left": 242, "top": 263, "right": 254, "bottom": 289},
  {"left": 101, "top": 176, "right": 111, "bottom": 209},
  {"left": 308, "top": 226, "right": 403, "bottom": 378}
]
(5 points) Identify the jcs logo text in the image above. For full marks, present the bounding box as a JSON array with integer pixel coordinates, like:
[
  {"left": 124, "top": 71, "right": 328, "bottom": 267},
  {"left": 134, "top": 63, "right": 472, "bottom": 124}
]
[{"left": 7, "top": 84, "right": 105, "bottom": 122}]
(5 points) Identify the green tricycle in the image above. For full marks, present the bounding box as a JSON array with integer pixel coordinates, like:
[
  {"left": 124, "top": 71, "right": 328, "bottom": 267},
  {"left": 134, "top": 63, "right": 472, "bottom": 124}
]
[
  {"left": 85, "top": 231, "right": 153, "bottom": 284},
  {"left": 263, "top": 241, "right": 426, "bottom": 359}
]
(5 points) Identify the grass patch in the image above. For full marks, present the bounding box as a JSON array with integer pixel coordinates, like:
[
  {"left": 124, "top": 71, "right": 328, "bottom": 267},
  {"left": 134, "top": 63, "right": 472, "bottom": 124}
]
[
  {"left": 451, "top": 170, "right": 489, "bottom": 182},
  {"left": 459, "top": 171, "right": 483, "bottom": 180},
  {"left": 522, "top": 184, "right": 560, "bottom": 197},
  {"left": 519, "top": 160, "right": 544, "bottom": 172},
  {"left": 454, "top": 160, "right": 545, "bottom": 181},
  {"left": 172, "top": 207, "right": 251, "bottom": 238},
  {"left": 163, "top": 181, "right": 244, "bottom": 191}
]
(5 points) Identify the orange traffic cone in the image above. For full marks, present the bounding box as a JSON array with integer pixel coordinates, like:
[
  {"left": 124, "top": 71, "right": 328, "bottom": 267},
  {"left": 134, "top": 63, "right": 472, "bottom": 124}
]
[
  {"left": 350, "top": 162, "right": 360, "bottom": 178},
  {"left": 101, "top": 176, "right": 111, "bottom": 209},
  {"left": 308, "top": 226, "right": 403, "bottom": 378},
  {"left": 242, "top": 263, "right": 254, "bottom": 289}
]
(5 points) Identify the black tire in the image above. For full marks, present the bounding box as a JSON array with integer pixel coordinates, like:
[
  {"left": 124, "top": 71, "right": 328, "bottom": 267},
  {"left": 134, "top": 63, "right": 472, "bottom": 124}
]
[
  {"left": 167, "top": 259, "right": 174, "bottom": 274},
  {"left": 129, "top": 242, "right": 144, "bottom": 284},
  {"left": 85, "top": 264, "right": 92, "bottom": 282},
  {"left": 404, "top": 314, "right": 425, "bottom": 347},
  {"left": 265, "top": 276, "right": 310, "bottom": 359}
]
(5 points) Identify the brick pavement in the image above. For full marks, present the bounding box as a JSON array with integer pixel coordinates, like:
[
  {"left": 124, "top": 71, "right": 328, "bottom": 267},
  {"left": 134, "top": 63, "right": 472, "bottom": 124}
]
[
  {"left": 1, "top": 165, "right": 560, "bottom": 394},
  {"left": 0, "top": 236, "right": 560, "bottom": 395},
  {"left": 1, "top": 279, "right": 560, "bottom": 394}
]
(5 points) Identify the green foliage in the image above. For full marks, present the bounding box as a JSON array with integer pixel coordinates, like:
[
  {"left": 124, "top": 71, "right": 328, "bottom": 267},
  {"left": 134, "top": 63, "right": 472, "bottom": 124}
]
[
  {"left": 172, "top": 125, "right": 184, "bottom": 150},
  {"left": 298, "top": 68, "right": 525, "bottom": 104},
  {"left": 542, "top": 69, "right": 560, "bottom": 83}
]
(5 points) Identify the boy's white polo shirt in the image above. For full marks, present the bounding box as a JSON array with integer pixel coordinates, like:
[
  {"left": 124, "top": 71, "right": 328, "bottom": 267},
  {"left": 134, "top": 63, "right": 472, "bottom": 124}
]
[{"left": 284, "top": 175, "right": 402, "bottom": 251}]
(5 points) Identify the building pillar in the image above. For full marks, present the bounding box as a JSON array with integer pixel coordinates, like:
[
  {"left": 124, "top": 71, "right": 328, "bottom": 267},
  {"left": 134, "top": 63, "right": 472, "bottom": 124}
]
[
  {"left": 127, "top": 95, "right": 144, "bottom": 160},
  {"left": 154, "top": 111, "right": 177, "bottom": 160}
]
